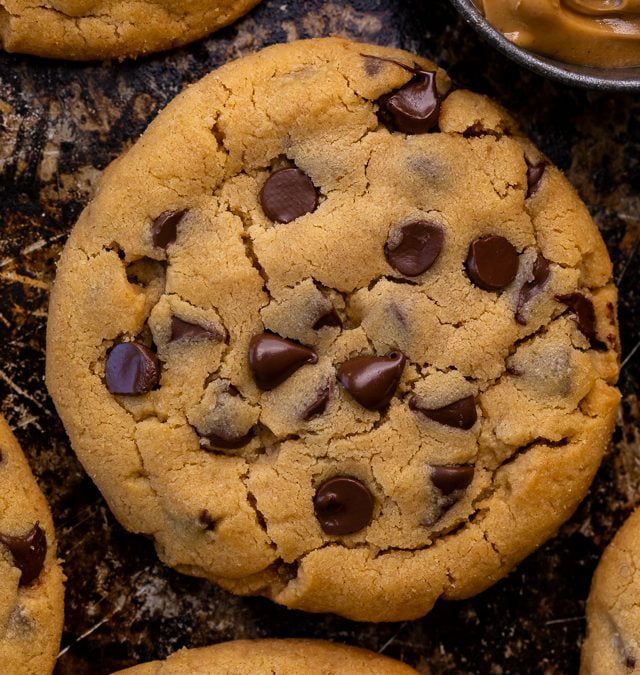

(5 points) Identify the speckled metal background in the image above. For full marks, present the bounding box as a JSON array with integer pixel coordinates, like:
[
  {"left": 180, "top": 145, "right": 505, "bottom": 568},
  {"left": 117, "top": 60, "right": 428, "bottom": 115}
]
[{"left": 0, "top": 0, "right": 638, "bottom": 673}]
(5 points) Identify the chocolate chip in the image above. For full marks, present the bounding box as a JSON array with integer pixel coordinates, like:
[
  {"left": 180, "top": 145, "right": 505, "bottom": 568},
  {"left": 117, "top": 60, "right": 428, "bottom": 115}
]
[
  {"left": 556, "top": 293, "right": 607, "bottom": 350},
  {"left": 302, "top": 385, "right": 331, "bottom": 421},
  {"left": 515, "top": 254, "right": 551, "bottom": 325},
  {"left": 410, "top": 395, "right": 478, "bottom": 430},
  {"left": 313, "top": 476, "right": 374, "bottom": 535},
  {"left": 466, "top": 235, "right": 519, "bottom": 291},
  {"left": 0, "top": 523, "right": 47, "bottom": 586},
  {"left": 151, "top": 210, "right": 187, "bottom": 249},
  {"left": 385, "top": 220, "right": 444, "bottom": 276},
  {"left": 105, "top": 342, "right": 160, "bottom": 395},
  {"left": 338, "top": 351, "right": 405, "bottom": 410},
  {"left": 377, "top": 70, "right": 441, "bottom": 134},
  {"left": 526, "top": 159, "right": 547, "bottom": 198},
  {"left": 198, "top": 510, "right": 217, "bottom": 531},
  {"left": 249, "top": 333, "right": 318, "bottom": 390},
  {"left": 430, "top": 465, "right": 475, "bottom": 495},
  {"left": 204, "top": 430, "right": 254, "bottom": 450},
  {"left": 170, "top": 316, "right": 220, "bottom": 342},
  {"left": 260, "top": 167, "right": 319, "bottom": 224},
  {"left": 312, "top": 307, "right": 342, "bottom": 330}
]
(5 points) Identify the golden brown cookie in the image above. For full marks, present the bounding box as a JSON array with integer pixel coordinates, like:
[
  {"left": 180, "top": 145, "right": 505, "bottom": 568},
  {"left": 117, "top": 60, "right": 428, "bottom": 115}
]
[
  {"left": 0, "top": 414, "right": 64, "bottom": 674},
  {"left": 46, "top": 37, "right": 620, "bottom": 622},
  {"left": 0, "top": 0, "right": 261, "bottom": 60},
  {"left": 112, "top": 639, "right": 417, "bottom": 674},
  {"left": 581, "top": 509, "right": 640, "bottom": 674}
]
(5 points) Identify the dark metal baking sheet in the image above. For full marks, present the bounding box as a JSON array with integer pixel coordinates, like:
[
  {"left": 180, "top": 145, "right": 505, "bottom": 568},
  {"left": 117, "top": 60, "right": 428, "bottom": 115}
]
[{"left": 0, "top": 0, "right": 638, "bottom": 672}]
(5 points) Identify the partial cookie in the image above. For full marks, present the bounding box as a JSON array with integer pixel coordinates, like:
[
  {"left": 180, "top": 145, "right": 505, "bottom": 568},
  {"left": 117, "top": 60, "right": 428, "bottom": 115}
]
[
  {"left": 46, "top": 37, "right": 620, "bottom": 622},
  {"left": 0, "top": 414, "right": 65, "bottom": 674},
  {"left": 112, "top": 639, "right": 417, "bottom": 674},
  {"left": 0, "top": 0, "right": 261, "bottom": 60},
  {"left": 581, "top": 509, "right": 640, "bottom": 674}
]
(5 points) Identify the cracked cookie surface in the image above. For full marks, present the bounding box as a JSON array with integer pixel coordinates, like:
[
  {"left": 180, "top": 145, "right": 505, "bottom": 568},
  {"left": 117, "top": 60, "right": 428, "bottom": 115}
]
[
  {"left": 581, "top": 509, "right": 640, "bottom": 675},
  {"left": 46, "top": 37, "right": 621, "bottom": 622},
  {"left": 0, "top": 414, "right": 64, "bottom": 674},
  {"left": 0, "top": 0, "right": 261, "bottom": 60},
  {"left": 112, "top": 638, "right": 418, "bottom": 674}
]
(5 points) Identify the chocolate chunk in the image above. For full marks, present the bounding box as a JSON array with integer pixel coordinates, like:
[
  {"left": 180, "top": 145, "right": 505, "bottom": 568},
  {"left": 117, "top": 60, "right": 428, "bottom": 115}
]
[
  {"left": 302, "top": 385, "right": 331, "bottom": 421},
  {"left": 431, "top": 465, "right": 475, "bottom": 495},
  {"left": 313, "top": 476, "right": 374, "bottom": 535},
  {"left": 312, "top": 307, "right": 342, "bottom": 330},
  {"left": 204, "top": 430, "right": 254, "bottom": 450},
  {"left": 377, "top": 70, "right": 441, "bottom": 134},
  {"left": 515, "top": 254, "right": 551, "bottom": 325},
  {"left": 556, "top": 293, "right": 607, "bottom": 350},
  {"left": 260, "top": 167, "right": 319, "bottom": 224},
  {"left": 466, "top": 235, "right": 519, "bottom": 291},
  {"left": 105, "top": 342, "right": 160, "bottom": 395},
  {"left": 151, "top": 210, "right": 187, "bottom": 249},
  {"left": 385, "top": 220, "right": 444, "bottom": 276},
  {"left": 0, "top": 523, "right": 47, "bottom": 586},
  {"left": 338, "top": 351, "right": 405, "bottom": 410},
  {"left": 410, "top": 395, "right": 478, "bottom": 430},
  {"left": 170, "top": 316, "right": 220, "bottom": 342},
  {"left": 526, "top": 159, "right": 547, "bottom": 198},
  {"left": 249, "top": 333, "right": 318, "bottom": 390}
]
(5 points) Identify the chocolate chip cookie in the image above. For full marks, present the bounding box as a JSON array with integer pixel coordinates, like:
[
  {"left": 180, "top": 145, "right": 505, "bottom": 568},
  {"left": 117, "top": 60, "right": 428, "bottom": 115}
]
[
  {"left": 46, "top": 37, "right": 620, "bottom": 622},
  {"left": 581, "top": 509, "right": 640, "bottom": 674},
  {"left": 0, "top": 414, "right": 64, "bottom": 674},
  {"left": 112, "top": 639, "right": 417, "bottom": 674},
  {"left": 0, "top": 0, "right": 261, "bottom": 60}
]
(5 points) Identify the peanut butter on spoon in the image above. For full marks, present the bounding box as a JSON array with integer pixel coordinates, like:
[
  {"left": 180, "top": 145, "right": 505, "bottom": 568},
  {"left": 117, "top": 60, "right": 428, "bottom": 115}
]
[{"left": 476, "top": 0, "right": 640, "bottom": 67}]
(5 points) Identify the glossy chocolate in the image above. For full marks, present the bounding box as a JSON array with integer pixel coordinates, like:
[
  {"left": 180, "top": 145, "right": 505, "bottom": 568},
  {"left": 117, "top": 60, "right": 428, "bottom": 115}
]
[
  {"left": 410, "top": 395, "right": 478, "bottom": 430},
  {"left": 249, "top": 333, "right": 318, "bottom": 390},
  {"left": 338, "top": 351, "right": 405, "bottom": 410},
  {"left": 313, "top": 476, "right": 374, "bottom": 535},
  {"left": 105, "top": 342, "right": 160, "bottom": 395}
]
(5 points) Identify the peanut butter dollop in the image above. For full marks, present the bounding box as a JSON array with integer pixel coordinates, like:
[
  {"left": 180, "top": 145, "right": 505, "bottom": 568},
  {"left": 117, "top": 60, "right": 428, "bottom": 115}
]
[{"left": 476, "top": 0, "right": 640, "bottom": 67}]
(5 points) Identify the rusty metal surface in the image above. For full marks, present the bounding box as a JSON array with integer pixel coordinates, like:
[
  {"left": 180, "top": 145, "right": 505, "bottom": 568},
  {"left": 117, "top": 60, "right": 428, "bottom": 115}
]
[{"left": 0, "top": 0, "right": 639, "bottom": 673}]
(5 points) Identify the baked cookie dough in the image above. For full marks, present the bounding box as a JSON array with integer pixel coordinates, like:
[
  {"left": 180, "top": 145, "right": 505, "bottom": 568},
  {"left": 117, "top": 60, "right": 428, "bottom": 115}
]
[
  {"left": 46, "top": 37, "right": 621, "bottom": 622},
  {"left": 0, "top": 0, "right": 261, "bottom": 60},
  {"left": 112, "top": 639, "right": 417, "bottom": 674},
  {"left": 581, "top": 509, "right": 640, "bottom": 674},
  {"left": 0, "top": 414, "right": 64, "bottom": 674}
]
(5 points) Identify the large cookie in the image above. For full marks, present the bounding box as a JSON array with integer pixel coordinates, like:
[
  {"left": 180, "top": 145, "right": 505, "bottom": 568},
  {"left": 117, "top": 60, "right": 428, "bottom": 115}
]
[
  {"left": 0, "top": 414, "right": 64, "bottom": 674},
  {"left": 112, "top": 639, "right": 417, "bottom": 674},
  {"left": 0, "top": 0, "right": 261, "bottom": 60},
  {"left": 581, "top": 509, "right": 640, "bottom": 674},
  {"left": 46, "top": 37, "right": 620, "bottom": 622}
]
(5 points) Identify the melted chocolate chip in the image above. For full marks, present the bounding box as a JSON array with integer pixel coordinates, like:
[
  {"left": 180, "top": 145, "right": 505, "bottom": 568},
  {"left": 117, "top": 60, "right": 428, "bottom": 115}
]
[
  {"left": 515, "top": 254, "right": 551, "bottom": 325},
  {"left": 260, "top": 167, "right": 319, "bottom": 224},
  {"left": 431, "top": 465, "right": 475, "bottom": 495},
  {"left": 0, "top": 523, "right": 47, "bottom": 586},
  {"left": 151, "top": 210, "right": 187, "bottom": 249},
  {"left": 526, "top": 159, "right": 547, "bottom": 198},
  {"left": 556, "top": 293, "right": 607, "bottom": 350},
  {"left": 170, "top": 316, "right": 220, "bottom": 342},
  {"left": 410, "top": 395, "right": 478, "bottom": 430},
  {"left": 105, "top": 342, "right": 160, "bottom": 395},
  {"left": 377, "top": 70, "right": 441, "bottom": 134},
  {"left": 198, "top": 510, "right": 217, "bottom": 531},
  {"left": 312, "top": 307, "right": 342, "bottom": 331},
  {"left": 249, "top": 333, "right": 318, "bottom": 390},
  {"left": 385, "top": 220, "right": 444, "bottom": 276},
  {"left": 338, "top": 351, "right": 405, "bottom": 410},
  {"left": 302, "top": 386, "right": 331, "bottom": 421},
  {"left": 313, "top": 476, "right": 374, "bottom": 535},
  {"left": 466, "top": 235, "right": 519, "bottom": 291},
  {"left": 204, "top": 430, "right": 254, "bottom": 450}
]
